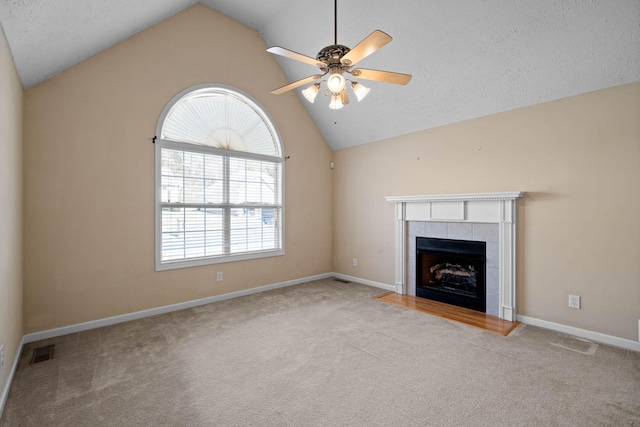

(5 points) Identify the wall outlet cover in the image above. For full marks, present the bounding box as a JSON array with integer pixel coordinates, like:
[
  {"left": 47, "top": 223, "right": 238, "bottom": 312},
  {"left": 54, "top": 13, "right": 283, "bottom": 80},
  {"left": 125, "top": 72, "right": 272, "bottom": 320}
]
[{"left": 569, "top": 295, "right": 581, "bottom": 309}]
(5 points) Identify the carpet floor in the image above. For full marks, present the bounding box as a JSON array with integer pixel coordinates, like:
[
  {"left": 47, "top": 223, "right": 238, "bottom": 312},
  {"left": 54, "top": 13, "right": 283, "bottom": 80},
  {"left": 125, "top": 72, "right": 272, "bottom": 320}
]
[{"left": 2, "top": 278, "right": 639, "bottom": 426}]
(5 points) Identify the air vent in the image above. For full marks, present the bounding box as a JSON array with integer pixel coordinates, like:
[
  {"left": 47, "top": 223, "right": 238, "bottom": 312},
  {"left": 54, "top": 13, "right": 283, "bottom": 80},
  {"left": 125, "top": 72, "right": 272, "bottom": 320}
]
[
  {"left": 31, "top": 345, "right": 54, "bottom": 364},
  {"left": 334, "top": 278, "right": 351, "bottom": 283}
]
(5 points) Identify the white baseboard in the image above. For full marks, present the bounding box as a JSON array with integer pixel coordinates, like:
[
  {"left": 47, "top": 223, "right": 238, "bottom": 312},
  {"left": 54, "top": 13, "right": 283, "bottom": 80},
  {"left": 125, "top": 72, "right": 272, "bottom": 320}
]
[
  {"left": 23, "top": 273, "right": 333, "bottom": 344},
  {"left": 0, "top": 336, "right": 25, "bottom": 417},
  {"left": 517, "top": 315, "right": 640, "bottom": 352},
  {"left": 18, "top": 275, "right": 640, "bottom": 350},
  {"left": 23, "top": 272, "right": 393, "bottom": 345},
  {"left": 346, "top": 277, "right": 639, "bottom": 353},
  {"left": 332, "top": 273, "right": 395, "bottom": 292},
  {"left": 341, "top": 274, "right": 640, "bottom": 353}
]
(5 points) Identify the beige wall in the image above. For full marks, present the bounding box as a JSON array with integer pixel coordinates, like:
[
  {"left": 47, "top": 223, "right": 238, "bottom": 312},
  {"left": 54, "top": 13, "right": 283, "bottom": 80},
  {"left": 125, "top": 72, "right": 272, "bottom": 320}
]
[
  {"left": 0, "top": 27, "right": 23, "bottom": 401},
  {"left": 23, "top": 4, "right": 333, "bottom": 333},
  {"left": 333, "top": 82, "right": 640, "bottom": 341},
  {"left": 17, "top": 2, "right": 640, "bottom": 344}
]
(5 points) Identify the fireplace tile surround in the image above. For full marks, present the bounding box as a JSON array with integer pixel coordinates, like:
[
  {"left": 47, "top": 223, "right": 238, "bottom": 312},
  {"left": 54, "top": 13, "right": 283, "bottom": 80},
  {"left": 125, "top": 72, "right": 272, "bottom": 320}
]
[{"left": 386, "top": 192, "right": 525, "bottom": 321}]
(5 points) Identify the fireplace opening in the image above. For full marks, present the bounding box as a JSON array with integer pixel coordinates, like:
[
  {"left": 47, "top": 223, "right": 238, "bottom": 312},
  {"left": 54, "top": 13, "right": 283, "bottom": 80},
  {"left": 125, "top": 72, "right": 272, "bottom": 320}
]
[{"left": 416, "top": 237, "right": 486, "bottom": 312}]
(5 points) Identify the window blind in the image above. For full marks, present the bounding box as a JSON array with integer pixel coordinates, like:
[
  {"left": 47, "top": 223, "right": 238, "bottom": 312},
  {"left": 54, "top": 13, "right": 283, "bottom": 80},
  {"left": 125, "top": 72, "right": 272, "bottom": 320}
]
[{"left": 155, "top": 85, "right": 284, "bottom": 270}]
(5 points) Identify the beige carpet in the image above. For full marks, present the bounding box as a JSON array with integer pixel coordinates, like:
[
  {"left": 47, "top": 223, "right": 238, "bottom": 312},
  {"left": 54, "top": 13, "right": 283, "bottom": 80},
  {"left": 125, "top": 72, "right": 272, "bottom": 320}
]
[{"left": 2, "top": 278, "right": 639, "bottom": 426}]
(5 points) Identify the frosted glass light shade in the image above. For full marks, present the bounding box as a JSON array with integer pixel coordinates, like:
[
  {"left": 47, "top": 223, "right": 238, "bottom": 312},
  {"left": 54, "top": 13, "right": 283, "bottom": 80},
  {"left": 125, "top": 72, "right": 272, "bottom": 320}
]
[
  {"left": 329, "top": 93, "right": 344, "bottom": 110},
  {"left": 302, "top": 83, "right": 320, "bottom": 103},
  {"left": 327, "top": 72, "right": 346, "bottom": 93},
  {"left": 351, "top": 82, "right": 370, "bottom": 102}
]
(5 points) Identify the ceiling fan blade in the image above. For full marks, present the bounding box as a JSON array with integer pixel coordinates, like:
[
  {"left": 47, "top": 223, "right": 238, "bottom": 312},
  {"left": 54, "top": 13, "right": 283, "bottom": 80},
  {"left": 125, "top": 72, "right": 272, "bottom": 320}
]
[
  {"left": 267, "top": 47, "right": 325, "bottom": 68},
  {"left": 341, "top": 30, "right": 392, "bottom": 67},
  {"left": 351, "top": 68, "right": 412, "bottom": 85},
  {"left": 340, "top": 88, "right": 349, "bottom": 105},
  {"left": 271, "top": 74, "right": 324, "bottom": 95}
]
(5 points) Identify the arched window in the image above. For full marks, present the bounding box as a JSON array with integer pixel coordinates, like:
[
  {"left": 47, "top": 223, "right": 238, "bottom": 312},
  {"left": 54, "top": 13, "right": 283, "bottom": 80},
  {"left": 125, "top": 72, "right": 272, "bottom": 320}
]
[{"left": 155, "top": 84, "right": 285, "bottom": 270}]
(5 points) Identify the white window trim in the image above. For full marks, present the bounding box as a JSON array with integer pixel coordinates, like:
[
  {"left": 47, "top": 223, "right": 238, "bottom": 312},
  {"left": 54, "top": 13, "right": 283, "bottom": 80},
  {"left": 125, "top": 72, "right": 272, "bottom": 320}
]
[{"left": 154, "top": 84, "right": 285, "bottom": 271}]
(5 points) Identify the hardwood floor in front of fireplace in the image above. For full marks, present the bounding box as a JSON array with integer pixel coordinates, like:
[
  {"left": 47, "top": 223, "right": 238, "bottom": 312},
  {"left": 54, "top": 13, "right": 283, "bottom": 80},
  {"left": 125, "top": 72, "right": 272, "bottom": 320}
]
[{"left": 375, "top": 292, "right": 520, "bottom": 336}]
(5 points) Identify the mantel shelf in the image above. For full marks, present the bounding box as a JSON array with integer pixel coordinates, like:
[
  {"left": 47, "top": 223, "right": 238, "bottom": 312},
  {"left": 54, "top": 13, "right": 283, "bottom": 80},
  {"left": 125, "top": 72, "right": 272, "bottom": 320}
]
[{"left": 385, "top": 191, "right": 524, "bottom": 204}]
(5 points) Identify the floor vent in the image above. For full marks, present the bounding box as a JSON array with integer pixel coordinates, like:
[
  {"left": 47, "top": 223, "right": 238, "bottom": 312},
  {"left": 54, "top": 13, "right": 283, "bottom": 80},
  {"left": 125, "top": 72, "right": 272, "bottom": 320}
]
[
  {"left": 334, "top": 278, "right": 351, "bottom": 284},
  {"left": 31, "top": 345, "right": 54, "bottom": 364}
]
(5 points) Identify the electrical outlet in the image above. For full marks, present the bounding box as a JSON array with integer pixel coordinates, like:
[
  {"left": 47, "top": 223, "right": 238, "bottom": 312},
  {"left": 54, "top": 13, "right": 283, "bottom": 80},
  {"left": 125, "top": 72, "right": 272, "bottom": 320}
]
[
  {"left": 0, "top": 344, "right": 4, "bottom": 369},
  {"left": 216, "top": 272, "right": 223, "bottom": 282},
  {"left": 568, "top": 295, "right": 581, "bottom": 309},
  {"left": 352, "top": 258, "right": 358, "bottom": 266}
]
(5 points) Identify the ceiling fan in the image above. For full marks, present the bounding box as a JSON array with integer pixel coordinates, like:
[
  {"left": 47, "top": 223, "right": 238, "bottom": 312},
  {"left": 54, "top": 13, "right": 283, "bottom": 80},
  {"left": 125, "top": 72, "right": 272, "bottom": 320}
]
[{"left": 267, "top": 0, "right": 412, "bottom": 110}]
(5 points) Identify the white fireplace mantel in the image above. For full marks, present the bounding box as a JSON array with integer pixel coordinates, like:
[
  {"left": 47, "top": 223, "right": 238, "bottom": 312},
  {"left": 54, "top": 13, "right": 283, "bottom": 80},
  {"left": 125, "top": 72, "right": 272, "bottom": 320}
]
[{"left": 385, "top": 191, "right": 525, "bottom": 321}]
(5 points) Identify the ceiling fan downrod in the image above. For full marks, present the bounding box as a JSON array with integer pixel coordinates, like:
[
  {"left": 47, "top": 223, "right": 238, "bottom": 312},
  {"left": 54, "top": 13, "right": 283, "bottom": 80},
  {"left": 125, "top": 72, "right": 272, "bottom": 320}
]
[{"left": 334, "top": 0, "right": 337, "bottom": 45}]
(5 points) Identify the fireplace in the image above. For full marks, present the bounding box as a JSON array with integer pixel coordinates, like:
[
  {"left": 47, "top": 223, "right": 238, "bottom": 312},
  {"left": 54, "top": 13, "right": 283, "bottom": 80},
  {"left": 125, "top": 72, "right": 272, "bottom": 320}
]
[
  {"left": 416, "top": 237, "right": 486, "bottom": 312},
  {"left": 385, "top": 192, "right": 524, "bottom": 321}
]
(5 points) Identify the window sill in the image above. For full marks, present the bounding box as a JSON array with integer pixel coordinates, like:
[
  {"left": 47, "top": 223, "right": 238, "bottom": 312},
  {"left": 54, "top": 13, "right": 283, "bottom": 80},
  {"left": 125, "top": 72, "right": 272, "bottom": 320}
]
[{"left": 155, "top": 249, "right": 285, "bottom": 271}]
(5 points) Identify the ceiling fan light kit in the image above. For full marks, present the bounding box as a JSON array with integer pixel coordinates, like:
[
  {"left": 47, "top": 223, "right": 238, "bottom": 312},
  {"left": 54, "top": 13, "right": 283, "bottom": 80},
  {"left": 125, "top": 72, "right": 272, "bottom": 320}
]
[{"left": 267, "top": 0, "right": 412, "bottom": 110}]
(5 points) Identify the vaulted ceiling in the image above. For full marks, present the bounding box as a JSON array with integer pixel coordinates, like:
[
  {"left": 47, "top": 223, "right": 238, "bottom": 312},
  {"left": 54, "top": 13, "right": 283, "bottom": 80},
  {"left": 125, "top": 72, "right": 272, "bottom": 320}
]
[{"left": 1, "top": 1, "right": 638, "bottom": 150}]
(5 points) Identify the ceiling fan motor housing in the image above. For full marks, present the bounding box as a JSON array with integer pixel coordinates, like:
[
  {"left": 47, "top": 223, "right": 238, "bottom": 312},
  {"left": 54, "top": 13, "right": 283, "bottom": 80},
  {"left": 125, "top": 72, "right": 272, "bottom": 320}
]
[{"left": 316, "top": 44, "right": 351, "bottom": 67}]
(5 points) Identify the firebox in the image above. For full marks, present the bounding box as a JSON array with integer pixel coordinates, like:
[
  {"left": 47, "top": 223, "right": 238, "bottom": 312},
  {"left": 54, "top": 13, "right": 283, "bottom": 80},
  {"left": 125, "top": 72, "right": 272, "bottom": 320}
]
[{"left": 416, "top": 237, "right": 486, "bottom": 312}]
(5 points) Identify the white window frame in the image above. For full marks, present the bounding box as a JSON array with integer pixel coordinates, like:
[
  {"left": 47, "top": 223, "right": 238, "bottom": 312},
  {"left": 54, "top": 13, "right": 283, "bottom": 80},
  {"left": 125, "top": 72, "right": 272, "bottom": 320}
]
[{"left": 154, "top": 84, "right": 285, "bottom": 271}]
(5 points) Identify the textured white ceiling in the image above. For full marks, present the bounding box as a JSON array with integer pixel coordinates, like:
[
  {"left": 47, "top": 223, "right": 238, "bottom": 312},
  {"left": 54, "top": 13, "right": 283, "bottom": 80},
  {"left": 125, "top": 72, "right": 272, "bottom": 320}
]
[{"left": 1, "top": 0, "right": 639, "bottom": 150}]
